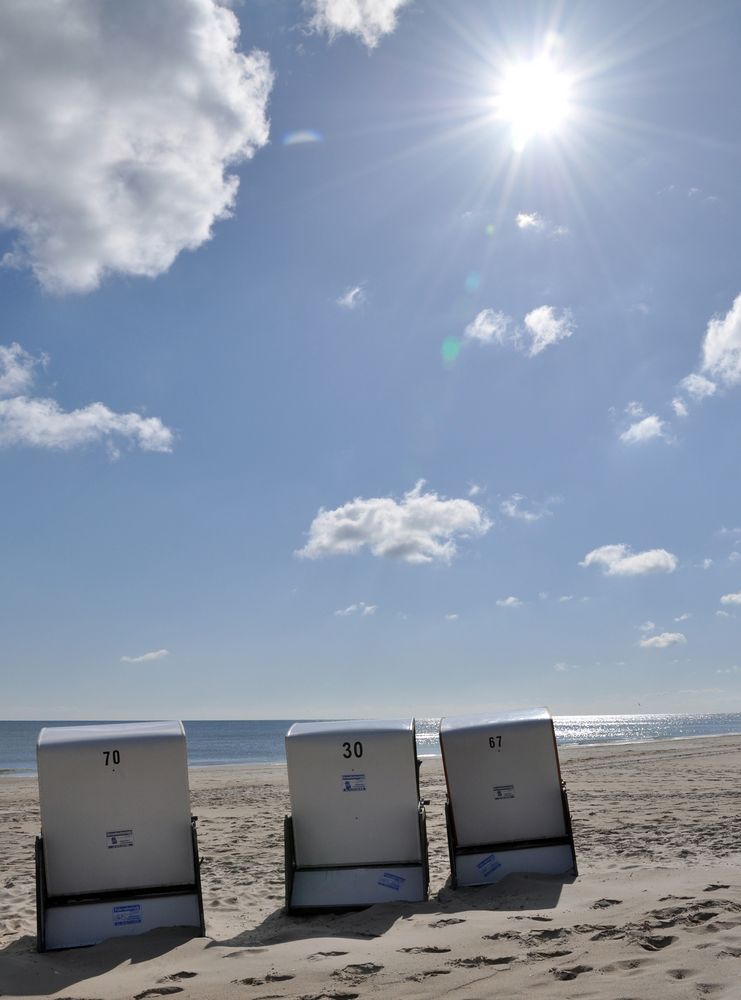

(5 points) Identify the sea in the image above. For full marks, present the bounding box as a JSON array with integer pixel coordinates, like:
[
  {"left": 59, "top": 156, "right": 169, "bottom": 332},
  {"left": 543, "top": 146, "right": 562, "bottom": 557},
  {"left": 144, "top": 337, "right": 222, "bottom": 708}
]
[{"left": 3, "top": 714, "right": 741, "bottom": 775}]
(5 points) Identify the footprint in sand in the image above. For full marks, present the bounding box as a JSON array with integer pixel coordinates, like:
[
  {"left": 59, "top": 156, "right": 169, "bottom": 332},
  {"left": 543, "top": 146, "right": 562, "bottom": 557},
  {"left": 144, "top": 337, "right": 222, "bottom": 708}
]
[
  {"left": 430, "top": 917, "right": 466, "bottom": 928},
  {"left": 637, "top": 934, "right": 677, "bottom": 951},
  {"left": 233, "top": 974, "right": 295, "bottom": 985},
  {"left": 551, "top": 964, "right": 593, "bottom": 981},
  {"left": 157, "top": 972, "right": 198, "bottom": 983},
  {"left": 399, "top": 946, "right": 451, "bottom": 954},
  {"left": 528, "top": 948, "right": 573, "bottom": 960},
  {"left": 331, "top": 963, "right": 383, "bottom": 984},
  {"left": 134, "top": 989, "right": 184, "bottom": 999},
  {"left": 408, "top": 969, "right": 451, "bottom": 981},
  {"left": 592, "top": 898, "right": 622, "bottom": 909},
  {"left": 601, "top": 959, "right": 643, "bottom": 973},
  {"left": 308, "top": 951, "right": 349, "bottom": 961},
  {"left": 299, "top": 993, "right": 360, "bottom": 1000},
  {"left": 704, "top": 884, "right": 730, "bottom": 892},
  {"left": 449, "top": 955, "right": 517, "bottom": 968},
  {"left": 667, "top": 968, "right": 694, "bottom": 979}
]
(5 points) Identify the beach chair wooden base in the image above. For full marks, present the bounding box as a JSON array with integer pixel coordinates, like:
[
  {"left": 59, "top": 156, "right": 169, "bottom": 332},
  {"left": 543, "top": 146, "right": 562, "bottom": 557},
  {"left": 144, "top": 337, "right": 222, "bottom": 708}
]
[
  {"left": 284, "top": 811, "right": 429, "bottom": 913},
  {"left": 35, "top": 818, "right": 206, "bottom": 951},
  {"left": 445, "top": 789, "right": 578, "bottom": 888}
]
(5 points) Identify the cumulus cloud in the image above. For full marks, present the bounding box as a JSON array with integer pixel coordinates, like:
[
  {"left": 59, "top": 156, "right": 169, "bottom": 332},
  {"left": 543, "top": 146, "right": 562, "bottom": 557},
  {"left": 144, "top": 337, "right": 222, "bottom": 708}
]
[
  {"left": 619, "top": 413, "right": 668, "bottom": 445},
  {"left": 297, "top": 480, "right": 492, "bottom": 564},
  {"left": 307, "top": 0, "right": 411, "bottom": 48},
  {"left": 639, "top": 632, "right": 686, "bottom": 649},
  {"left": 720, "top": 592, "right": 741, "bottom": 605},
  {"left": 672, "top": 397, "right": 688, "bottom": 418},
  {"left": 638, "top": 621, "right": 656, "bottom": 633},
  {"left": 580, "top": 544, "right": 678, "bottom": 576},
  {"left": 500, "top": 493, "right": 558, "bottom": 522},
  {"left": 674, "top": 612, "right": 691, "bottom": 622},
  {"left": 464, "top": 305, "right": 574, "bottom": 357},
  {"left": 336, "top": 284, "right": 366, "bottom": 309},
  {"left": 464, "top": 309, "right": 510, "bottom": 345},
  {"left": 496, "top": 596, "right": 522, "bottom": 608},
  {"left": 0, "top": 343, "right": 40, "bottom": 396},
  {"left": 700, "top": 293, "right": 741, "bottom": 387},
  {"left": 680, "top": 373, "right": 716, "bottom": 400},
  {"left": 698, "top": 558, "right": 713, "bottom": 569},
  {"left": 0, "top": 341, "right": 173, "bottom": 455},
  {"left": 515, "top": 212, "right": 568, "bottom": 237},
  {"left": 120, "top": 649, "right": 170, "bottom": 664},
  {"left": 0, "top": 0, "right": 273, "bottom": 293},
  {"left": 523, "top": 306, "right": 575, "bottom": 356}
]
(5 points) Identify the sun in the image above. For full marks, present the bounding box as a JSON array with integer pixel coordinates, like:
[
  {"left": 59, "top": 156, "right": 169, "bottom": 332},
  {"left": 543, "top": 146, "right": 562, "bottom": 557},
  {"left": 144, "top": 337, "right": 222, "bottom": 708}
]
[{"left": 493, "top": 55, "right": 573, "bottom": 151}]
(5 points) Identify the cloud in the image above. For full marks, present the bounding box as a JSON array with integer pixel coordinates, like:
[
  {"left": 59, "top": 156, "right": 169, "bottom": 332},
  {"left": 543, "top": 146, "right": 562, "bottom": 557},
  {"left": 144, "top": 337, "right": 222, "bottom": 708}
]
[
  {"left": 580, "top": 544, "right": 678, "bottom": 576},
  {"left": 0, "top": 342, "right": 173, "bottom": 455},
  {"left": 464, "top": 306, "right": 574, "bottom": 357},
  {"left": 336, "top": 284, "right": 366, "bottom": 310},
  {"left": 674, "top": 612, "right": 691, "bottom": 622},
  {"left": 716, "top": 665, "right": 741, "bottom": 674},
  {"left": 730, "top": 552, "right": 741, "bottom": 563},
  {"left": 698, "top": 557, "right": 713, "bottom": 569},
  {"left": 699, "top": 293, "right": 741, "bottom": 387},
  {"left": 120, "top": 649, "right": 170, "bottom": 664},
  {"left": 523, "top": 306, "right": 575, "bottom": 356},
  {"left": 554, "top": 662, "right": 578, "bottom": 672},
  {"left": 638, "top": 621, "right": 656, "bottom": 633},
  {"left": 496, "top": 596, "right": 522, "bottom": 608},
  {"left": 639, "top": 632, "right": 686, "bottom": 649},
  {"left": 0, "top": 343, "right": 40, "bottom": 396},
  {"left": 500, "top": 493, "right": 559, "bottom": 522},
  {"left": 679, "top": 373, "right": 716, "bottom": 400},
  {"left": 619, "top": 413, "right": 667, "bottom": 445},
  {"left": 716, "top": 609, "right": 731, "bottom": 618},
  {"left": 515, "top": 212, "right": 568, "bottom": 237},
  {"left": 559, "top": 595, "right": 574, "bottom": 603},
  {"left": 0, "top": 0, "right": 273, "bottom": 293},
  {"left": 306, "top": 0, "right": 411, "bottom": 48},
  {"left": 672, "top": 397, "right": 689, "bottom": 418},
  {"left": 720, "top": 592, "right": 741, "bottom": 605},
  {"left": 468, "top": 483, "right": 482, "bottom": 497},
  {"left": 335, "top": 601, "right": 377, "bottom": 616},
  {"left": 464, "top": 309, "right": 510, "bottom": 345},
  {"left": 444, "top": 613, "right": 459, "bottom": 621},
  {"left": 297, "top": 480, "right": 492, "bottom": 564}
]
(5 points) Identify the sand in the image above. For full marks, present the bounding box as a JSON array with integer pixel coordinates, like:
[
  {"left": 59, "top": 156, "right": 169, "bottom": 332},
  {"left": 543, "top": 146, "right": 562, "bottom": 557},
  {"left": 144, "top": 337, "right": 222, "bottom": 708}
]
[{"left": 2, "top": 735, "right": 741, "bottom": 999}]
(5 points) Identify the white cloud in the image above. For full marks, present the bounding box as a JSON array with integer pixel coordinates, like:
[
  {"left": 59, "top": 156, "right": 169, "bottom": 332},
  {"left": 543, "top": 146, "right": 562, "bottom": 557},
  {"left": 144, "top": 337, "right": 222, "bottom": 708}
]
[
  {"left": 523, "top": 305, "right": 575, "bottom": 356},
  {"left": 674, "top": 612, "right": 691, "bottom": 622},
  {"left": 679, "top": 373, "right": 716, "bottom": 400},
  {"left": 362, "top": 603, "right": 378, "bottom": 616},
  {"left": 619, "top": 414, "right": 667, "bottom": 445},
  {"left": 499, "top": 493, "right": 559, "bottom": 522},
  {"left": 0, "top": 341, "right": 173, "bottom": 455},
  {"left": 700, "top": 293, "right": 741, "bottom": 387},
  {"left": 444, "top": 613, "right": 459, "bottom": 621},
  {"left": 559, "top": 595, "right": 574, "bottom": 603},
  {"left": 638, "top": 621, "right": 656, "bottom": 633},
  {"left": 0, "top": 396, "right": 173, "bottom": 454},
  {"left": 554, "top": 662, "right": 578, "bottom": 672},
  {"left": 716, "top": 609, "right": 731, "bottom": 618},
  {"left": 307, "top": 0, "right": 411, "bottom": 48},
  {"left": 720, "top": 592, "right": 741, "bottom": 605},
  {"left": 515, "top": 212, "right": 568, "bottom": 237},
  {"left": 0, "top": 343, "right": 40, "bottom": 396},
  {"left": 120, "top": 648, "right": 170, "bottom": 664},
  {"left": 464, "top": 309, "right": 511, "bottom": 345},
  {"left": 698, "top": 558, "right": 713, "bottom": 569},
  {"left": 496, "top": 596, "right": 522, "bottom": 608},
  {"left": 730, "top": 551, "right": 741, "bottom": 563},
  {"left": 580, "top": 543, "right": 678, "bottom": 576},
  {"left": 717, "top": 665, "right": 741, "bottom": 674},
  {"left": 625, "top": 401, "right": 646, "bottom": 419},
  {"left": 639, "top": 632, "right": 686, "bottom": 649},
  {"left": 468, "top": 483, "right": 482, "bottom": 497},
  {"left": 672, "top": 397, "right": 688, "bottom": 418},
  {"left": 336, "top": 284, "right": 366, "bottom": 309},
  {"left": 297, "top": 480, "right": 492, "bottom": 564},
  {"left": 0, "top": 0, "right": 273, "bottom": 293},
  {"left": 335, "top": 601, "right": 377, "bottom": 617}
]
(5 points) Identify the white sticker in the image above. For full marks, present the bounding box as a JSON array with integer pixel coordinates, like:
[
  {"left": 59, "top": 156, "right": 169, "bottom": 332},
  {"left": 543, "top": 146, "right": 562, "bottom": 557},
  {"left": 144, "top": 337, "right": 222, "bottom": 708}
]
[
  {"left": 113, "top": 903, "right": 142, "bottom": 926},
  {"left": 341, "top": 773, "right": 366, "bottom": 791},
  {"left": 106, "top": 828, "right": 134, "bottom": 849},
  {"left": 493, "top": 785, "right": 515, "bottom": 800}
]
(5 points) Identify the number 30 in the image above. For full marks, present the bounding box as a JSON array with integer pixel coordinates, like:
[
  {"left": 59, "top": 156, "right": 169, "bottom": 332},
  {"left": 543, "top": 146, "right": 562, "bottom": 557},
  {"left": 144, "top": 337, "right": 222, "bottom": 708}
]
[{"left": 342, "top": 741, "right": 363, "bottom": 758}]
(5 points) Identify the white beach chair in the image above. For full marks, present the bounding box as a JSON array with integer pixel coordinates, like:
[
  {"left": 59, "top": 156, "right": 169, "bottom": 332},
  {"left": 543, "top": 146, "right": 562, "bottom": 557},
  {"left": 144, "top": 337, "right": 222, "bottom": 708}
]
[
  {"left": 440, "top": 708, "right": 577, "bottom": 887},
  {"left": 284, "top": 719, "right": 429, "bottom": 911},
  {"left": 35, "top": 721, "right": 205, "bottom": 950}
]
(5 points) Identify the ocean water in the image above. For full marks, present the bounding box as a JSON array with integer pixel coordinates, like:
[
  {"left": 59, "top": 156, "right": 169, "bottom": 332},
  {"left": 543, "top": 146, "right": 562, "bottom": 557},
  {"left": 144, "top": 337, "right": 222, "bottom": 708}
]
[{"left": 2, "top": 713, "right": 741, "bottom": 775}]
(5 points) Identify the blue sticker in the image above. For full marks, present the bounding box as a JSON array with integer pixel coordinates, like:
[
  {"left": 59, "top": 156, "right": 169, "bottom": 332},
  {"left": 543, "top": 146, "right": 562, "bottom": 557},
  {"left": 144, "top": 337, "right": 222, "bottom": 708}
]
[
  {"left": 113, "top": 903, "right": 142, "bottom": 926},
  {"left": 342, "top": 773, "right": 366, "bottom": 791},
  {"left": 476, "top": 854, "right": 502, "bottom": 877},
  {"left": 378, "top": 872, "right": 406, "bottom": 891}
]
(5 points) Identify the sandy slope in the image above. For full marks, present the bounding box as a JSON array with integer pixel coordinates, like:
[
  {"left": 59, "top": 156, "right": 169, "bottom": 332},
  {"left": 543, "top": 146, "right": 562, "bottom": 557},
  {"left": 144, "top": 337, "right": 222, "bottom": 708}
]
[{"left": 1, "top": 736, "right": 741, "bottom": 999}]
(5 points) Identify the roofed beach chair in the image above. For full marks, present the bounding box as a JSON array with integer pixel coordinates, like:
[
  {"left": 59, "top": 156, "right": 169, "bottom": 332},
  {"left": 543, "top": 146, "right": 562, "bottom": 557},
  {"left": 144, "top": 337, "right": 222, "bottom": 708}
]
[
  {"left": 440, "top": 707, "right": 577, "bottom": 887},
  {"left": 35, "top": 721, "right": 205, "bottom": 951},
  {"left": 284, "top": 719, "right": 429, "bottom": 912}
]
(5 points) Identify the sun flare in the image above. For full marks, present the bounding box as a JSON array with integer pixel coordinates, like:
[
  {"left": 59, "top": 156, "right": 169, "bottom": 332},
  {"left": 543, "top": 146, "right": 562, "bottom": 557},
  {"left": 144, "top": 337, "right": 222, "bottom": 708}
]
[{"left": 494, "top": 55, "right": 573, "bottom": 151}]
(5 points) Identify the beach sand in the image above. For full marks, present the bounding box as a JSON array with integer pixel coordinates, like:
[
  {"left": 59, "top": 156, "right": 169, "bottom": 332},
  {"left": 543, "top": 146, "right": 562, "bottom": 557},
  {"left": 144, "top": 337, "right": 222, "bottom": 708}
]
[{"left": 2, "top": 735, "right": 741, "bottom": 999}]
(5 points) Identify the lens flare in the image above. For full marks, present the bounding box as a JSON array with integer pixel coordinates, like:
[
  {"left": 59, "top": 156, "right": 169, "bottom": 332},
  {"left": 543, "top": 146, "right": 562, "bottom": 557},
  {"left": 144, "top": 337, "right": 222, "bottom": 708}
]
[{"left": 493, "top": 56, "right": 573, "bottom": 151}]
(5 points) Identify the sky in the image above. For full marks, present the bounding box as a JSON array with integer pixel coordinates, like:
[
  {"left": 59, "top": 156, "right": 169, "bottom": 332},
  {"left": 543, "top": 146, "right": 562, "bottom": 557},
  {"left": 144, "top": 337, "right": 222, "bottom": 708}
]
[{"left": 2, "top": 0, "right": 741, "bottom": 720}]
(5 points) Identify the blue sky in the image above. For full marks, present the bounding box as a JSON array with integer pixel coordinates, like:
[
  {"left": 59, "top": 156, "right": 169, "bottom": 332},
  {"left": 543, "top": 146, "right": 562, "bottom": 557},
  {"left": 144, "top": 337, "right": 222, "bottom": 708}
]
[{"left": 2, "top": 0, "right": 741, "bottom": 720}]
